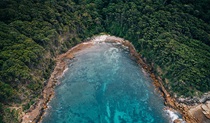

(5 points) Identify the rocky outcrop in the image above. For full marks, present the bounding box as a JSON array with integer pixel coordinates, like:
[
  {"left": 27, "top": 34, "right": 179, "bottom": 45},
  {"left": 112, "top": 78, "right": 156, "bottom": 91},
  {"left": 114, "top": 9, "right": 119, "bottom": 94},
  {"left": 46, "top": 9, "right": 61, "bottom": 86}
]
[
  {"left": 174, "top": 119, "right": 183, "bottom": 123},
  {"left": 177, "top": 93, "right": 210, "bottom": 105},
  {"left": 176, "top": 93, "right": 210, "bottom": 122},
  {"left": 202, "top": 101, "right": 210, "bottom": 119},
  {"left": 200, "top": 93, "right": 210, "bottom": 103}
]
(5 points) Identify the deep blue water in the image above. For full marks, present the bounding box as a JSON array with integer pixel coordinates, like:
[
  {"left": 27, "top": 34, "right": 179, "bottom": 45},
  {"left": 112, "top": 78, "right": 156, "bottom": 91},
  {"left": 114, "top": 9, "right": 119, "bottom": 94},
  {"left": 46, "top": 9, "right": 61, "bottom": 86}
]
[{"left": 42, "top": 42, "right": 169, "bottom": 123}]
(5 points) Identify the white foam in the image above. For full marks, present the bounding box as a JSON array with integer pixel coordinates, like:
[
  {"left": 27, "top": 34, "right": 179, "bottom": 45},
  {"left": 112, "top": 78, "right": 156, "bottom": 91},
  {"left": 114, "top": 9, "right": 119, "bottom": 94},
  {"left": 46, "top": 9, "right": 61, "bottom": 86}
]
[
  {"left": 165, "top": 109, "right": 186, "bottom": 123},
  {"left": 92, "top": 35, "right": 109, "bottom": 42},
  {"left": 60, "top": 67, "right": 69, "bottom": 78},
  {"left": 63, "top": 67, "right": 69, "bottom": 74},
  {"left": 82, "top": 42, "right": 91, "bottom": 44},
  {"left": 166, "top": 110, "right": 179, "bottom": 121}
]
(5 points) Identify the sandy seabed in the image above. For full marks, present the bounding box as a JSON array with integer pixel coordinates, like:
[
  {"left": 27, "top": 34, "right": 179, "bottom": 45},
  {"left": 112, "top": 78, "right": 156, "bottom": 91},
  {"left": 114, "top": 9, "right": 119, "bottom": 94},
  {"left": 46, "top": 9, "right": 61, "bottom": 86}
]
[{"left": 21, "top": 35, "right": 207, "bottom": 123}]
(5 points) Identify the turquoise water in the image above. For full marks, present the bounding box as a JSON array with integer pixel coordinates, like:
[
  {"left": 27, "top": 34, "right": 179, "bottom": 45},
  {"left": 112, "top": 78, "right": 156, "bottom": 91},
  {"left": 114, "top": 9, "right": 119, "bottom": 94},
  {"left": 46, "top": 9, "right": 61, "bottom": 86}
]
[{"left": 42, "top": 42, "right": 169, "bottom": 123}]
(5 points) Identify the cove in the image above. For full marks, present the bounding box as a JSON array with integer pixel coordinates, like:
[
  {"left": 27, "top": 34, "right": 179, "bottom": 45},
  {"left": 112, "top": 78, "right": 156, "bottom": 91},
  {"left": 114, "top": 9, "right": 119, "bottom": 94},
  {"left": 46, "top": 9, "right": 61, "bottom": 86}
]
[{"left": 42, "top": 40, "right": 170, "bottom": 123}]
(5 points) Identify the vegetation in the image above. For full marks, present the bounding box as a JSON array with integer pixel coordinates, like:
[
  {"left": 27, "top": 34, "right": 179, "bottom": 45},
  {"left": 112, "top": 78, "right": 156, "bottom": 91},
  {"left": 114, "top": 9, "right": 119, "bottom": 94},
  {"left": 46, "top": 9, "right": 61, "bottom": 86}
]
[
  {"left": 0, "top": 0, "right": 210, "bottom": 122},
  {"left": 100, "top": 0, "right": 210, "bottom": 97}
]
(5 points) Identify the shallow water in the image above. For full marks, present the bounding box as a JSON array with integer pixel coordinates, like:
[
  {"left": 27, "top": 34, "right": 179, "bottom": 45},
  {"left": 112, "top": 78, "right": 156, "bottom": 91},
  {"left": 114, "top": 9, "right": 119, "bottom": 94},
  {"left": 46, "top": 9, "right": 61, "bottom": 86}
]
[{"left": 42, "top": 42, "right": 169, "bottom": 123}]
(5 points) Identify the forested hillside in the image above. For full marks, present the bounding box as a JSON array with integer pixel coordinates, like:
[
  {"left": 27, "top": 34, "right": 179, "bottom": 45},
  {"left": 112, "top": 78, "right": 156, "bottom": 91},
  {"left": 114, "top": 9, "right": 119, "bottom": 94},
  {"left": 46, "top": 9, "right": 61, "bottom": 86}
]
[{"left": 0, "top": 0, "right": 210, "bottom": 122}]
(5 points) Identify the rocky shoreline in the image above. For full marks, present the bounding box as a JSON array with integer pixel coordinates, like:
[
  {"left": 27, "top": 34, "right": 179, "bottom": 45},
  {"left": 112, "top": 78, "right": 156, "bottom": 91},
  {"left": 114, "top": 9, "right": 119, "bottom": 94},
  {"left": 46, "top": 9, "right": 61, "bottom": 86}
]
[
  {"left": 21, "top": 35, "right": 210, "bottom": 123},
  {"left": 21, "top": 41, "right": 94, "bottom": 123}
]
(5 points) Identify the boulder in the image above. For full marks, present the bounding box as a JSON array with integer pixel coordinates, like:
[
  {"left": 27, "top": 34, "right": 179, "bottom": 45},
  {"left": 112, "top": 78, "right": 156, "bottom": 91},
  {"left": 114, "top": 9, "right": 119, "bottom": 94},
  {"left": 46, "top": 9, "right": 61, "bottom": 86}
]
[
  {"left": 201, "top": 103, "right": 210, "bottom": 119},
  {"left": 173, "top": 119, "right": 182, "bottom": 123}
]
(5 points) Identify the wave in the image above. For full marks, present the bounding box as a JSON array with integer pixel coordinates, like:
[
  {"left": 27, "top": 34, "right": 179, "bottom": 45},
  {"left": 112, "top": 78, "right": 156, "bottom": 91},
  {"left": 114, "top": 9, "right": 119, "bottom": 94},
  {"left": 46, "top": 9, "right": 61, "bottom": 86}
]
[{"left": 165, "top": 109, "right": 186, "bottom": 123}]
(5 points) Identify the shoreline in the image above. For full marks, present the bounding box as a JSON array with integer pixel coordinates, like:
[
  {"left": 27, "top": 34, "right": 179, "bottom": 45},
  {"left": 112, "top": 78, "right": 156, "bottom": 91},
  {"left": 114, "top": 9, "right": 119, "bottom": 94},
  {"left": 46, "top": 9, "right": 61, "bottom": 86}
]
[
  {"left": 104, "top": 37, "right": 195, "bottom": 123},
  {"left": 21, "top": 41, "right": 94, "bottom": 123},
  {"left": 21, "top": 35, "right": 208, "bottom": 123}
]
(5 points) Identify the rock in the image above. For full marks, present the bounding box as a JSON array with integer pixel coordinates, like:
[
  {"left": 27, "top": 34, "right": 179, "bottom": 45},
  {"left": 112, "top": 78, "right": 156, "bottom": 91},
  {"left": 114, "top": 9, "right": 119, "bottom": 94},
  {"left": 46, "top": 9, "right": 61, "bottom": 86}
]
[
  {"left": 173, "top": 119, "right": 182, "bottom": 123},
  {"left": 200, "top": 97, "right": 207, "bottom": 103},
  {"left": 199, "top": 93, "right": 210, "bottom": 103},
  {"left": 177, "top": 97, "right": 199, "bottom": 105},
  {"left": 206, "top": 101, "right": 210, "bottom": 108},
  {"left": 202, "top": 105, "right": 209, "bottom": 112},
  {"left": 201, "top": 103, "right": 210, "bottom": 119}
]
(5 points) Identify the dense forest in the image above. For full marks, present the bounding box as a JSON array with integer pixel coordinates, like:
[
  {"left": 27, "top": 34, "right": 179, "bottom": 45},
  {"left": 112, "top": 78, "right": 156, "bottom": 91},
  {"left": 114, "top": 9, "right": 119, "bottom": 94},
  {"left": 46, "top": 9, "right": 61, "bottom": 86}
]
[{"left": 0, "top": 0, "right": 210, "bottom": 122}]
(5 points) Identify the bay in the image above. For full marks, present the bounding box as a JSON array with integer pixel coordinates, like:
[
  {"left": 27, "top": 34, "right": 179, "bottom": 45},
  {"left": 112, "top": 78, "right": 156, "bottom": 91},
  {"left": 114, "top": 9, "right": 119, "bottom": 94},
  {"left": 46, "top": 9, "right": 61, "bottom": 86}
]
[{"left": 42, "top": 42, "right": 169, "bottom": 123}]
